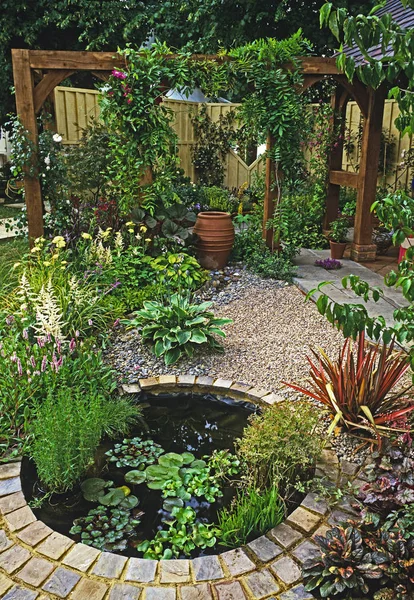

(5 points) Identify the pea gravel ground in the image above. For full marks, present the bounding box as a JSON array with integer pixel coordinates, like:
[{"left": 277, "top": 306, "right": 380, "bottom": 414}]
[{"left": 105, "top": 269, "right": 345, "bottom": 394}]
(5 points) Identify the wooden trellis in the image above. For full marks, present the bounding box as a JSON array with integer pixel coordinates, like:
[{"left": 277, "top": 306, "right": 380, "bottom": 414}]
[{"left": 12, "top": 50, "right": 384, "bottom": 261}]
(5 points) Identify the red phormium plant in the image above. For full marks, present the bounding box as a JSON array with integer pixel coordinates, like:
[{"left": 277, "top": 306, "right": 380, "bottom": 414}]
[{"left": 283, "top": 332, "right": 414, "bottom": 434}]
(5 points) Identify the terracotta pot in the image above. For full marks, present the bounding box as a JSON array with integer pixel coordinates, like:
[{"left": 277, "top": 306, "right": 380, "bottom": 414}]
[
  {"left": 193, "top": 211, "right": 235, "bottom": 270},
  {"left": 330, "top": 240, "right": 347, "bottom": 259}
]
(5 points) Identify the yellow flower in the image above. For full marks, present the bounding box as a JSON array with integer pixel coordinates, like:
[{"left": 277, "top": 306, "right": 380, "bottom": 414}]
[
  {"left": 128, "top": 228, "right": 134, "bottom": 233},
  {"left": 51, "top": 253, "right": 59, "bottom": 261},
  {"left": 125, "top": 221, "right": 135, "bottom": 227},
  {"left": 81, "top": 232, "right": 92, "bottom": 240},
  {"left": 145, "top": 238, "right": 151, "bottom": 243},
  {"left": 140, "top": 225, "right": 147, "bottom": 233},
  {"left": 30, "top": 247, "right": 41, "bottom": 253},
  {"left": 13, "top": 262, "right": 21, "bottom": 269},
  {"left": 61, "top": 260, "right": 68, "bottom": 265},
  {"left": 43, "top": 261, "right": 51, "bottom": 266},
  {"left": 55, "top": 240, "right": 66, "bottom": 248},
  {"left": 52, "top": 235, "right": 65, "bottom": 244}
]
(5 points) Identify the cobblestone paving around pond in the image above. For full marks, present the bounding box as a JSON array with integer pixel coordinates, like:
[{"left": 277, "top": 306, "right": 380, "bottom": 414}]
[{"left": 0, "top": 377, "right": 367, "bottom": 600}]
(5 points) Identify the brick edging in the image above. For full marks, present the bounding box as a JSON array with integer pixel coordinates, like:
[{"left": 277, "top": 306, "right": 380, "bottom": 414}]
[{"left": 0, "top": 376, "right": 364, "bottom": 600}]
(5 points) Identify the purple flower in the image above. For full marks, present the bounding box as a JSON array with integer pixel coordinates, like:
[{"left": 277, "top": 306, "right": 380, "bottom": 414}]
[
  {"left": 88, "top": 319, "right": 93, "bottom": 326},
  {"left": 30, "top": 356, "right": 36, "bottom": 369},
  {"left": 17, "top": 358, "right": 23, "bottom": 376},
  {"left": 5, "top": 315, "right": 14, "bottom": 326},
  {"left": 23, "top": 329, "right": 29, "bottom": 340},
  {"left": 41, "top": 356, "right": 47, "bottom": 372},
  {"left": 112, "top": 70, "right": 127, "bottom": 80},
  {"left": 37, "top": 337, "right": 45, "bottom": 348},
  {"left": 113, "top": 318, "right": 120, "bottom": 328},
  {"left": 315, "top": 258, "right": 342, "bottom": 270},
  {"left": 69, "top": 338, "right": 76, "bottom": 352}
]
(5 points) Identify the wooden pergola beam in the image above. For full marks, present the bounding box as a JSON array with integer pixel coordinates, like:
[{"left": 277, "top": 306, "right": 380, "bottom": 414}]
[{"left": 329, "top": 170, "right": 358, "bottom": 187}]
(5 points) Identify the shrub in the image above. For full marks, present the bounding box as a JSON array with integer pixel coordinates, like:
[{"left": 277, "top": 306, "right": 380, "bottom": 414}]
[
  {"left": 30, "top": 388, "right": 141, "bottom": 493},
  {"left": 126, "top": 293, "right": 232, "bottom": 365},
  {"left": 236, "top": 401, "right": 322, "bottom": 495},
  {"left": 284, "top": 332, "right": 414, "bottom": 436},
  {"left": 217, "top": 485, "right": 284, "bottom": 547}
]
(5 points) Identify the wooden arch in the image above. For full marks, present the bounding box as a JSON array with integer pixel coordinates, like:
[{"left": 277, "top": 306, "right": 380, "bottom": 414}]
[{"left": 12, "top": 50, "right": 381, "bottom": 261}]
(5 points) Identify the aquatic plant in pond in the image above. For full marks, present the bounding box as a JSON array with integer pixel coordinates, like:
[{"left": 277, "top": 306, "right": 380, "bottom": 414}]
[
  {"left": 105, "top": 437, "right": 164, "bottom": 468},
  {"left": 70, "top": 505, "right": 142, "bottom": 551}
]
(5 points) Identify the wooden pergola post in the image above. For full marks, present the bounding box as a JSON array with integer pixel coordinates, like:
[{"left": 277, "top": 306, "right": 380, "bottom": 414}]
[
  {"left": 324, "top": 88, "right": 349, "bottom": 231},
  {"left": 12, "top": 50, "right": 44, "bottom": 242},
  {"left": 351, "top": 86, "right": 386, "bottom": 262},
  {"left": 263, "top": 132, "right": 277, "bottom": 248}
]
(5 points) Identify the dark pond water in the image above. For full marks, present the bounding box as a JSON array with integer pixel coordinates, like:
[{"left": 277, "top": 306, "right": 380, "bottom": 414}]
[{"left": 22, "top": 393, "right": 258, "bottom": 557}]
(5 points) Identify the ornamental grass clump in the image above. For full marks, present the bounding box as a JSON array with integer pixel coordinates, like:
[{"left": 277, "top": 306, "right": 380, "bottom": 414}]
[{"left": 284, "top": 332, "right": 414, "bottom": 436}]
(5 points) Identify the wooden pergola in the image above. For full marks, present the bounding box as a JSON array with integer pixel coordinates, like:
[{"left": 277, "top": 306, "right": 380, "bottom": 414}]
[{"left": 12, "top": 49, "right": 384, "bottom": 261}]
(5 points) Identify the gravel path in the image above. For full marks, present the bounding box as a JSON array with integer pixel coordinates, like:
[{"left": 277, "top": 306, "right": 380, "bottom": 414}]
[{"left": 105, "top": 268, "right": 345, "bottom": 393}]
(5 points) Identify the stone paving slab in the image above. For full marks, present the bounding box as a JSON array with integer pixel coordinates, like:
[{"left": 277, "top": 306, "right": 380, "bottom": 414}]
[
  {"left": 0, "top": 377, "right": 366, "bottom": 600},
  {"left": 293, "top": 248, "right": 407, "bottom": 329}
]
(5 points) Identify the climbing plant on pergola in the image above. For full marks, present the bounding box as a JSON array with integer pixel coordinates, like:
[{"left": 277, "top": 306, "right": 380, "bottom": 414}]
[{"left": 12, "top": 48, "right": 385, "bottom": 262}]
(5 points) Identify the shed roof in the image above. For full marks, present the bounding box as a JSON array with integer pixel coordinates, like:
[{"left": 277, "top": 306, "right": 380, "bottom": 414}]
[{"left": 341, "top": 0, "right": 414, "bottom": 64}]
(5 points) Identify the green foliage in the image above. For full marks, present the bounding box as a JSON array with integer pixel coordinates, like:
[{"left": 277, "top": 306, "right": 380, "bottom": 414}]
[
  {"left": 150, "top": 253, "right": 209, "bottom": 291},
  {"left": 217, "top": 485, "right": 284, "bottom": 547},
  {"left": 105, "top": 437, "right": 164, "bottom": 468},
  {"left": 0, "top": 311, "right": 118, "bottom": 459},
  {"left": 126, "top": 293, "right": 232, "bottom": 365},
  {"left": 228, "top": 34, "right": 310, "bottom": 180},
  {"left": 329, "top": 217, "right": 349, "bottom": 243},
  {"left": 320, "top": 1, "right": 414, "bottom": 135},
  {"left": 236, "top": 402, "right": 323, "bottom": 496},
  {"left": 284, "top": 332, "right": 413, "bottom": 436},
  {"left": 309, "top": 192, "right": 414, "bottom": 375},
  {"left": 203, "top": 186, "right": 238, "bottom": 213},
  {"left": 279, "top": 193, "right": 328, "bottom": 250},
  {"left": 137, "top": 505, "right": 219, "bottom": 559},
  {"left": 30, "top": 388, "right": 141, "bottom": 493},
  {"left": 191, "top": 105, "right": 237, "bottom": 186},
  {"left": 81, "top": 479, "right": 139, "bottom": 509},
  {"left": 246, "top": 245, "right": 298, "bottom": 282},
  {"left": 70, "top": 505, "right": 142, "bottom": 552}
]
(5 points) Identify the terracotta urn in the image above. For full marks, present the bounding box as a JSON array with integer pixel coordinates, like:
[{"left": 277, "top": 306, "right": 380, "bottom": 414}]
[{"left": 193, "top": 211, "right": 235, "bottom": 270}]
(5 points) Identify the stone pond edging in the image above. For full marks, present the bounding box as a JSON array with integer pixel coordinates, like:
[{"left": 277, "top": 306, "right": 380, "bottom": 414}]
[{"left": 0, "top": 375, "right": 366, "bottom": 600}]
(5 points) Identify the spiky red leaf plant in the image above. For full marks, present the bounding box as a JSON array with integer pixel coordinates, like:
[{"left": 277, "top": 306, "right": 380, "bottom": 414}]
[{"left": 283, "top": 332, "right": 414, "bottom": 434}]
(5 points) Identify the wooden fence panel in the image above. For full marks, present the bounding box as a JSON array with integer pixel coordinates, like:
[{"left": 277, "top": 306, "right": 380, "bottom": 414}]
[{"left": 342, "top": 99, "right": 413, "bottom": 190}]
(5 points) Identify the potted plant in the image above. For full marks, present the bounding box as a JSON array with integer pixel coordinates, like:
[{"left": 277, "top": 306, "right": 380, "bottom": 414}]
[{"left": 328, "top": 217, "right": 349, "bottom": 259}]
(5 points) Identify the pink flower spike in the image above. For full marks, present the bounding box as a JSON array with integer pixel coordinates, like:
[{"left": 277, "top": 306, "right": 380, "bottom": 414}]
[
  {"left": 41, "top": 356, "right": 47, "bottom": 372},
  {"left": 69, "top": 338, "right": 76, "bottom": 352},
  {"left": 17, "top": 358, "right": 23, "bottom": 376}
]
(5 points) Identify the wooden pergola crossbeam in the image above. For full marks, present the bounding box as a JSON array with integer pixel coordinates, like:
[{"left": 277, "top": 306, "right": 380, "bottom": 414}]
[{"left": 12, "top": 49, "right": 382, "bottom": 261}]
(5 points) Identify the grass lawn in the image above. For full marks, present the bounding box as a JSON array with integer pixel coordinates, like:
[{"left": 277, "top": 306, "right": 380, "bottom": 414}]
[
  {"left": 0, "top": 238, "right": 27, "bottom": 291},
  {"left": 0, "top": 204, "right": 20, "bottom": 220}
]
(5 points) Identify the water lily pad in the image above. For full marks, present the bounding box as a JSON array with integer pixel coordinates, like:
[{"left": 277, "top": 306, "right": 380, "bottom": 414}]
[
  {"left": 98, "top": 488, "right": 126, "bottom": 507},
  {"left": 158, "top": 452, "right": 184, "bottom": 468},
  {"left": 119, "top": 495, "right": 139, "bottom": 509},
  {"left": 125, "top": 470, "right": 147, "bottom": 485},
  {"left": 81, "top": 478, "right": 113, "bottom": 502}
]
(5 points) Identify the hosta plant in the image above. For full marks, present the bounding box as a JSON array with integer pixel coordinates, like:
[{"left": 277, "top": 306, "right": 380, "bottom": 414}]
[
  {"left": 284, "top": 332, "right": 414, "bottom": 436},
  {"left": 105, "top": 437, "right": 165, "bottom": 468},
  {"left": 70, "top": 505, "right": 142, "bottom": 551},
  {"left": 126, "top": 293, "right": 232, "bottom": 365}
]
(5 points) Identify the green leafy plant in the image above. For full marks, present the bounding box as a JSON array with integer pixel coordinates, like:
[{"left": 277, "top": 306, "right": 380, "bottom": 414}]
[
  {"left": 105, "top": 437, "right": 165, "bottom": 469},
  {"left": 217, "top": 485, "right": 284, "bottom": 547},
  {"left": 30, "top": 388, "right": 140, "bottom": 493},
  {"left": 137, "top": 505, "right": 219, "bottom": 559},
  {"left": 191, "top": 105, "right": 237, "bottom": 186},
  {"left": 126, "top": 293, "right": 232, "bottom": 365},
  {"left": 203, "top": 186, "right": 237, "bottom": 213},
  {"left": 150, "top": 253, "right": 209, "bottom": 291},
  {"left": 236, "top": 401, "right": 323, "bottom": 496},
  {"left": 70, "top": 505, "right": 142, "bottom": 552},
  {"left": 283, "top": 332, "right": 414, "bottom": 436},
  {"left": 80, "top": 478, "right": 139, "bottom": 509},
  {"left": 329, "top": 217, "right": 349, "bottom": 243}
]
